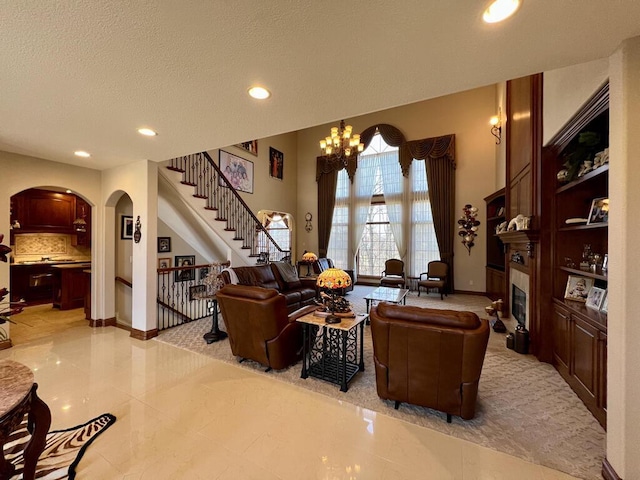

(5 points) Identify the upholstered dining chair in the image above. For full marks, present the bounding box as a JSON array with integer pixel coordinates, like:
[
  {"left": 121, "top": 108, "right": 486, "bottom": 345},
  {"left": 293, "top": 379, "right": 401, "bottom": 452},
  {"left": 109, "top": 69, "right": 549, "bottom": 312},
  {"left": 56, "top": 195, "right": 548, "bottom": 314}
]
[
  {"left": 417, "top": 260, "right": 449, "bottom": 299},
  {"left": 380, "top": 259, "right": 406, "bottom": 288}
]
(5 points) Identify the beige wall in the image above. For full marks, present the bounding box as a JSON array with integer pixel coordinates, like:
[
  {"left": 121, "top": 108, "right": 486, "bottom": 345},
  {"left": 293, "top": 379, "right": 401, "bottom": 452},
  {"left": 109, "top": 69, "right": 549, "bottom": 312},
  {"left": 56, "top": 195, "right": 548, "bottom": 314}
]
[
  {"left": 608, "top": 35, "right": 640, "bottom": 480},
  {"left": 543, "top": 58, "right": 609, "bottom": 145},
  {"left": 296, "top": 85, "right": 498, "bottom": 292}
]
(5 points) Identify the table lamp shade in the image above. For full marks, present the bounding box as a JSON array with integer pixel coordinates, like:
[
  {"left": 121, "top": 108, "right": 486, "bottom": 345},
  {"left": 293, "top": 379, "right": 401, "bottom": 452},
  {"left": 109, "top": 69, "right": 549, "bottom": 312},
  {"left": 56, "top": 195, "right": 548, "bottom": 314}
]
[
  {"left": 316, "top": 268, "right": 351, "bottom": 290},
  {"left": 302, "top": 252, "right": 318, "bottom": 262}
]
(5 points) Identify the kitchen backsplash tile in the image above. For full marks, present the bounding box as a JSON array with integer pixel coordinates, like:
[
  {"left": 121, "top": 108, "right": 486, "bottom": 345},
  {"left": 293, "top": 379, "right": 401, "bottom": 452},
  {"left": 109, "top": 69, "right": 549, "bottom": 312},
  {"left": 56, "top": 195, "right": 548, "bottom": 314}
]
[{"left": 12, "top": 233, "right": 90, "bottom": 262}]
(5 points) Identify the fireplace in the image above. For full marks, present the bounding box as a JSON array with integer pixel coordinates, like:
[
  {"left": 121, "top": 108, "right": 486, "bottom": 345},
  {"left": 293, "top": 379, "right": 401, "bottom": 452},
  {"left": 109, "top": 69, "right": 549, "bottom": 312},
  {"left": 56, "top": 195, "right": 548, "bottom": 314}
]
[
  {"left": 510, "top": 268, "right": 530, "bottom": 329},
  {"left": 512, "top": 285, "right": 526, "bottom": 327}
]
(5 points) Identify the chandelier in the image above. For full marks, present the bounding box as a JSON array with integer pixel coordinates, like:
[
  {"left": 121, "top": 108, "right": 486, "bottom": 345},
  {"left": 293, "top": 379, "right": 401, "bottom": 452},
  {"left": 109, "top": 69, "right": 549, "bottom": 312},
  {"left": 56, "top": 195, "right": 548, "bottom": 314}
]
[{"left": 319, "top": 120, "right": 364, "bottom": 165}]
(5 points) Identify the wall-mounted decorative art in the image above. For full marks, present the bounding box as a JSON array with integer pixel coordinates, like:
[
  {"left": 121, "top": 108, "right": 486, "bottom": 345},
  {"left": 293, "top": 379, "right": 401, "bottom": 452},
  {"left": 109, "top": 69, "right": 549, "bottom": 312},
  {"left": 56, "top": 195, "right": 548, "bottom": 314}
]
[
  {"left": 120, "top": 215, "right": 133, "bottom": 240},
  {"left": 269, "top": 147, "right": 284, "bottom": 180},
  {"left": 219, "top": 150, "right": 254, "bottom": 194},
  {"left": 236, "top": 140, "right": 258, "bottom": 156}
]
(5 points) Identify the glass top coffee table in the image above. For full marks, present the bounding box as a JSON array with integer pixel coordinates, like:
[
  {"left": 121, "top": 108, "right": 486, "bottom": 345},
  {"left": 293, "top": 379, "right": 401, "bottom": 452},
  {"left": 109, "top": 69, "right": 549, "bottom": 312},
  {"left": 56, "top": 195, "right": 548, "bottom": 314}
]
[{"left": 364, "top": 286, "right": 410, "bottom": 313}]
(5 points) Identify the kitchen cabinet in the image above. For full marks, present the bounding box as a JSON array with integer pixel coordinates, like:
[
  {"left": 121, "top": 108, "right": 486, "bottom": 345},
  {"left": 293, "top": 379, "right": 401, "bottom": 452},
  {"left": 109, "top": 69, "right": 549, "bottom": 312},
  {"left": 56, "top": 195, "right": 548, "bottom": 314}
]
[
  {"left": 12, "top": 189, "right": 77, "bottom": 233},
  {"left": 9, "top": 264, "right": 55, "bottom": 304},
  {"left": 52, "top": 264, "right": 91, "bottom": 310}
]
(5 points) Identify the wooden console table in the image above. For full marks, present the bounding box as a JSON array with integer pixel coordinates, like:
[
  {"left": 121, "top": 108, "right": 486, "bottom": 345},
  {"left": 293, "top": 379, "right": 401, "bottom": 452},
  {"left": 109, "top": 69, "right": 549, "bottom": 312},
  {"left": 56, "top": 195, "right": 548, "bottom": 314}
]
[{"left": 0, "top": 360, "right": 51, "bottom": 480}]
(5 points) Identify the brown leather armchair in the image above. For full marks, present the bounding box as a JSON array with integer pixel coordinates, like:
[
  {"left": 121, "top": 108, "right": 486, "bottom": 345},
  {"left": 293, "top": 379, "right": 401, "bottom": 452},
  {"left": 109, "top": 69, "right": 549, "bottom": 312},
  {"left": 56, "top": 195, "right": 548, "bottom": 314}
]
[
  {"left": 216, "top": 284, "right": 317, "bottom": 371},
  {"left": 370, "top": 302, "right": 490, "bottom": 422}
]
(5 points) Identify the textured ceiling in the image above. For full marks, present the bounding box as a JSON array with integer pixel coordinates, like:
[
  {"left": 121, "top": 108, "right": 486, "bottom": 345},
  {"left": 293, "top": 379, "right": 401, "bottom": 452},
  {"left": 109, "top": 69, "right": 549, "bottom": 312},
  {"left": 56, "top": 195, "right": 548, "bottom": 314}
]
[{"left": 1, "top": 1, "right": 639, "bottom": 170}]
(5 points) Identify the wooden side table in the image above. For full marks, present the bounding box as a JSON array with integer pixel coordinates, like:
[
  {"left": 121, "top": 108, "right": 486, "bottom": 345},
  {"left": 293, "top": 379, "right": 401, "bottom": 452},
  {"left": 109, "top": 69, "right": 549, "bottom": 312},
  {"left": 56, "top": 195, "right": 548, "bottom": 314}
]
[{"left": 0, "top": 360, "right": 51, "bottom": 480}]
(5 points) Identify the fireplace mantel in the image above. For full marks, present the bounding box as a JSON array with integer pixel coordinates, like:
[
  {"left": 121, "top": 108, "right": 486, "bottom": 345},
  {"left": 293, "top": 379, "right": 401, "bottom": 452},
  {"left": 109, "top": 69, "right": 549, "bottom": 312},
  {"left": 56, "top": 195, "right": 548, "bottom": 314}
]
[{"left": 497, "top": 230, "right": 539, "bottom": 258}]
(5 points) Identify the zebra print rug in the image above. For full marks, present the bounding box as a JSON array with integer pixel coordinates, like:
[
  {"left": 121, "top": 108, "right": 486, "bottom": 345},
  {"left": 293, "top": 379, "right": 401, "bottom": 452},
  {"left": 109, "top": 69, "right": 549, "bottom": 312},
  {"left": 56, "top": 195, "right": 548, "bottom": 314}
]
[{"left": 4, "top": 413, "right": 115, "bottom": 479}]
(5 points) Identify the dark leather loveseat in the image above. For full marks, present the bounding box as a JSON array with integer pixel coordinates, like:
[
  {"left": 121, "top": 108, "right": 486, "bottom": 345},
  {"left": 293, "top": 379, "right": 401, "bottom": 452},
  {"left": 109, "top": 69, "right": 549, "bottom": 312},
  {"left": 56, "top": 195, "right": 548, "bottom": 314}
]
[
  {"left": 220, "top": 262, "right": 317, "bottom": 313},
  {"left": 370, "top": 302, "right": 490, "bottom": 422}
]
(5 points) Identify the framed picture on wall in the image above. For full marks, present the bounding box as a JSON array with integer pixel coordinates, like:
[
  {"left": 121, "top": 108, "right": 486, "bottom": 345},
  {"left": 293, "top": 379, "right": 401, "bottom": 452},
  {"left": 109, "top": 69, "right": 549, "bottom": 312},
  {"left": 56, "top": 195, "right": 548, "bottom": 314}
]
[
  {"left": 157, "top": 237, "right": 171, "bottom": 253},
  {"left": 236, "top": 140, "right": 258, "bottom": 156},
  {"left": 158, "top": 257, "right": 171, "bottom": 269},
  {"left": 269, "top": 147, "right": 284, "bottom": 180},
  {"left": 120, "top": 215, "right": 133, "bottom": 240},
  {"left": 219, "top": 150, "right": 254, "bottom": 193},
  {"left": 174, "top": 255, "right": 196, "bottom": 282}
]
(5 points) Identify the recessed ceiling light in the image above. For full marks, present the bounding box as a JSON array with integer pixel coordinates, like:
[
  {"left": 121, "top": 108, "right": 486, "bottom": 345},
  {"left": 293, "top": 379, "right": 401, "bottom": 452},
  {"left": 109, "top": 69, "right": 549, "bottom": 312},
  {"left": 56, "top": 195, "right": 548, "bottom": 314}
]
[
  {"left": 483, "top": 0, "right": 521, "bottom": 23},
  {"left": 66, "top": 189, "right": 72, "bottom": 194},
  {"left": 74, "top": 150, "right": 91, "bottom": 157},
  {"left": 138, "top": 128, "right": 158, "bottom": 136},
  {"left": 248, "top": 86, "right": 271, "bottom": 100}
]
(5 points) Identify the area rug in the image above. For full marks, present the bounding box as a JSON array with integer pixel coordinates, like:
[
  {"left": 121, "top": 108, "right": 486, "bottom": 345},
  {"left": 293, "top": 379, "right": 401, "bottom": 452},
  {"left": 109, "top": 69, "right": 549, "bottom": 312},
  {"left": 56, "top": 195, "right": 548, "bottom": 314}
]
[
  {"left": 156, "top": 286, "right": 606, "bottom": 480},
  {"left": 5, "top": 413, "right": 116, "bottom": 479}
]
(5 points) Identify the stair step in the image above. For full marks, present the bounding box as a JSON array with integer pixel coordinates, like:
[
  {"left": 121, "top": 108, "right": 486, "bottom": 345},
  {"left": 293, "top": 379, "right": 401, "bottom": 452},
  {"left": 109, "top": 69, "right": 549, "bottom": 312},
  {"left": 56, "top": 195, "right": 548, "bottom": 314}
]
[
  {"left": 204, "top": 207, "right": 218, "bottom": 211},
  {"left": 193, "top": 194, "right": 207, "bottom": 199},
  {"left": 166, "top": 166, "right": 185, "bottom": 173},
  {"left": 233, "top": 237, "right": 243, "bottom": 241},
  {"left": 180, "top": 181, "right": 197, "bottom": 187},
  {"left": 241, "top": 246, "right": 252, "bottom": 250},
  {"left": 215, "top": 217, "right": 227, "bottom": 222},
  {"left": 224, "top": 228, "right": 236, "bottom": 232}
]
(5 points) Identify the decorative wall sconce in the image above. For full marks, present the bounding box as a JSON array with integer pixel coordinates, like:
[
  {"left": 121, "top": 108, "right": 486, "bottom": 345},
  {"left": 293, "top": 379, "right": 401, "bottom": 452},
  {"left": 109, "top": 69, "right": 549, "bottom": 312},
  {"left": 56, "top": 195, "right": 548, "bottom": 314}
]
[
  {"left": 490, "top": 108, "right": 502, "bottom": 144},
  {"left": 305, "top": 212, "right": 313, "bottom": 232},
  {"left": 133, "top": 216, "right": 142, "bottom": 243},
  {"left": 458, "top": 204, "right": 480, "bottom": 255}
]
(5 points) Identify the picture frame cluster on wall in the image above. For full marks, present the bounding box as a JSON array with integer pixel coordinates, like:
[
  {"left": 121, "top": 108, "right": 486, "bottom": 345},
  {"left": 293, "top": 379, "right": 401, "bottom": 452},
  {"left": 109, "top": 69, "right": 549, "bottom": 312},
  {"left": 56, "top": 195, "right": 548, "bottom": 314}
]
[
  {"left": 269, "top": 147, "right": 284, "bottom": 180},
  {"left": 157, "top": 236, "right": 171, "bottom": 253}
]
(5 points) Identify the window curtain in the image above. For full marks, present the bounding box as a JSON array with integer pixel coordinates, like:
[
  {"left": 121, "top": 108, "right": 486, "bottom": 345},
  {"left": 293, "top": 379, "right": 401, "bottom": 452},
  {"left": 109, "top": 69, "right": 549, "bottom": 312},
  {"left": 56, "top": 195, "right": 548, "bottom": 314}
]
[
  {"left": 316, "top": 165, "right": 338, "bottom": 258},
  {"left": 352, "top": 156, "right": 379, "bottom": 261},
  {"left": 379, "top": 151, "right": 407, "bottom": 259}
]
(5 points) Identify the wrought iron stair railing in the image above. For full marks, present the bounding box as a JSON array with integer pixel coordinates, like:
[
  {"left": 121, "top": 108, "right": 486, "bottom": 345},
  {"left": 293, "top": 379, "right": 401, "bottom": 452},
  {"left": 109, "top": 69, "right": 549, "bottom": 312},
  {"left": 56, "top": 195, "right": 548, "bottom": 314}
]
[{"left": 167, "top": 151, "right": 290, "bottom": 262}]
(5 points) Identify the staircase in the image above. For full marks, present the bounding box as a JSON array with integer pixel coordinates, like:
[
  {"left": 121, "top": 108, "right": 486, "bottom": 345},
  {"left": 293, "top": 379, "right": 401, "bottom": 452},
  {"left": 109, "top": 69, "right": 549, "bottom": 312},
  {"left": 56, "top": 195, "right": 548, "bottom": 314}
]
[{"left": 165, "top": 151, "right": 290, "bottom": 263}]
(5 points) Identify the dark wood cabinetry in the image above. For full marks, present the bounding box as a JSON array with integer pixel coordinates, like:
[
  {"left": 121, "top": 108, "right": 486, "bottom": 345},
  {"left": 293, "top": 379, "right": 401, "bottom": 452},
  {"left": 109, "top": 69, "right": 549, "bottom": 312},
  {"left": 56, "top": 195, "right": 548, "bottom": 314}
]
[
  {"left": 544, "top": 83, "right": 609, "bottom": 429},
  {"left": 12, "top": 189, "right": 76, "bottom": 233},
  {"left": 52, "top": 265, "right": 91, "bottom": 310},
  {"left": 9, "top": 265, "right": 55, "bottom": 304},
  {"left": 484, "top": 188, "right": 507, "bottom": 311},
  {"left": 10, "top": 188, "right": 91, "bottom": 245}
]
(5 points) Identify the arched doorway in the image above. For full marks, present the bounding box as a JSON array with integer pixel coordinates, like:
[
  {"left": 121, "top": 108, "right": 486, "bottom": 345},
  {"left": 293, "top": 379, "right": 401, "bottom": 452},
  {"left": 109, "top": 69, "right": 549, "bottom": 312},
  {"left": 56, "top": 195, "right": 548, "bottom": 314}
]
[{"left": 7, "top": 186, "right": 94, "bottom": 345}]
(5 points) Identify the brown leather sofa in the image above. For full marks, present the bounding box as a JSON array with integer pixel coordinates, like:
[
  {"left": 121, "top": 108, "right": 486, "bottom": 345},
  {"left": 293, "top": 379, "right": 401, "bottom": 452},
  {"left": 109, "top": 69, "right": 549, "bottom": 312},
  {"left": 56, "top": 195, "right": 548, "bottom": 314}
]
[
  {"left": 370, "top": 302, "right": 490, "bottom": 422},
  {"left": 216, "top": 284, "right": 318, "bottom": 371},
  {"left": 220, "top": 263, "right": 316, "bottom": 313},
  {"left": 312, "top": 258, "right": 355, "bottom": 293}
]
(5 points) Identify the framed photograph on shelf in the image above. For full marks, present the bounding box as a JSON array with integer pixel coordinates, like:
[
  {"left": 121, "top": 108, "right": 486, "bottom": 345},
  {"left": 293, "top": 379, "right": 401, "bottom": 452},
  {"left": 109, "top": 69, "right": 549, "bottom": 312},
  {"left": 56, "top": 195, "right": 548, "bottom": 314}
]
[
  {"left": 269, "top": 147, "right": 284, "bottom": 180},
  {"left": 587, "top": 197, "right": 609, "bottom": 225},
  {"left": 236, "top": 140, "right": 258, "bottom": 156},
  {"left": 600, "top": 291, "right": 609, "bottom": 313},
  {"left": 158, "top": 257, "right": 171, "bottom": 269},
  {"left": 157, "top": 236, "right": 171, "bottom": 253},
  {"left": 586, "top": 286, "right": 606, "bottom": 310},
  {"left": 219, "top": 150, "right": 254, "bottom": 193},
  {"left": 174, "top": 255, "right": 196, "bottom": 282},
  {"left": 120, "top": 215, "right": 133, "bottom": 240},
  {"left": 564, "top": 275, "right": 594, "bottom": 303}
]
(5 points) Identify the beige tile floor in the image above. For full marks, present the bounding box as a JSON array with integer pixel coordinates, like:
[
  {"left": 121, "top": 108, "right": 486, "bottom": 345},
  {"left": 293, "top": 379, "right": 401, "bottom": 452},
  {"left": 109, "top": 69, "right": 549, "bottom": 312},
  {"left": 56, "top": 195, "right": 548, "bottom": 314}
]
[{"left": 0, "top": 306, "right": 580, "bottom": 480}]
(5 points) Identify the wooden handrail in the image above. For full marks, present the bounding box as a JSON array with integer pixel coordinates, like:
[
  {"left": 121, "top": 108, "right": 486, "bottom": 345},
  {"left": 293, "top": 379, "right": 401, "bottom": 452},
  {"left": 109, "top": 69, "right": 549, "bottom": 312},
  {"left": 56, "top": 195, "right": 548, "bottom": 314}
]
[
  {"left": 115, "top": 276, "right": 132, "bottom": 288},
  {"left": 201, "top": 151, "right": 287, "bottom": 255}
]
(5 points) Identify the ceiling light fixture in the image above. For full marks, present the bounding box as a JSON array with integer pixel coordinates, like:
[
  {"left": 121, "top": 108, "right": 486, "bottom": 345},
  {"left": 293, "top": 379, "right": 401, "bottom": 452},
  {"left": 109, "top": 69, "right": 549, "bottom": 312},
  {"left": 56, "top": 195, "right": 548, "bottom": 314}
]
[
  {"left": 138, "top": 128, "right": 158, "bottom": 136},
  {"left": 319, "top": 120, "right": 364, "bottom": 166},
  {"left": 248, "top": 86, "right": 271, "bottom": 100},
  {"left": 483, "top": 0, "right": 521, "bottom": 23},
  {"left": 74, "top": 150, "right": 90, "bottom": 158}
]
